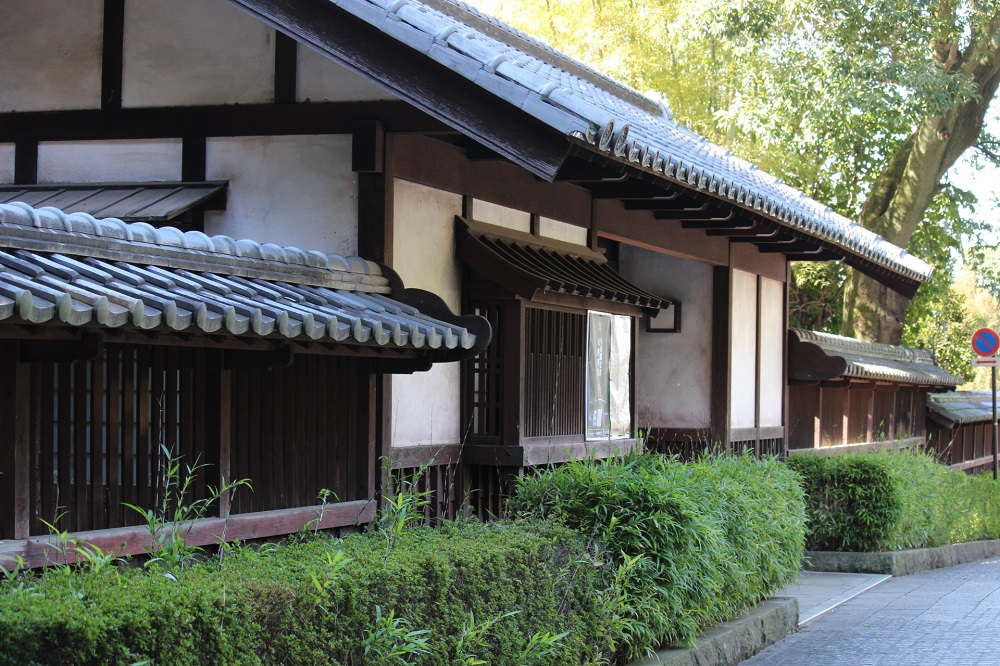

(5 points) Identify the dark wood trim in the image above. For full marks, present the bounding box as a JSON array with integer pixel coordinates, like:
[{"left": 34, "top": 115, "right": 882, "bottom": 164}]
[
  {"left": 0, "top": 101, "right": 448, "bottom": 142},
  {"left": 218, "top": 367, "right": 233, "bottom": 517},
  {"left": 0, "top": 341, "right": 30, "bottom": 539},
  {"left": 502, "top": 299, "right": 524, "bottom": 447},
  {"left": 274, "top": 31, "right": 299, "bottom": 104},
  {"left": 230, "top": 0, "right": 570, "bottom": 179},
  {"left": 13, "top": 140, "right": 38, "bottom": 185},
  {"left": 182, "top": 136, "right": 207, "bottom": 181},
  {"left": 358, "top": 172, "right": 388, "bottom": 262},
  {"left": 353, "top": 120, "right": 385, "bottom": 174},
  {"left": 388, "top": 444, "right": 464, "bottom": 468},
  {"left": 758, "top": 425, "right": 785, "bottom": 440},
  {"left": 0, "top": 500, "right": 377, "bottom": 571},
  {"left": 951, "top": 454, "right": 996, "bottom": 471},
  {"left": 101, "top": 0, "right": 125, "bottom": 111},
  {"left": 753, "top": 273, "right": 762, "bottom": 451},
  {"left": 710, "top": 266, "right": 731, "bottom": 448},
  {"left": 729, "top": 426, "right": 759, "bottom": 443}
]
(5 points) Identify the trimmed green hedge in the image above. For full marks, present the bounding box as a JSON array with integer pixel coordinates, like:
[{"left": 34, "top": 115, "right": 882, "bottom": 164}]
[
  {"left": 508, "top": 453, "right": 806, "bottom": 658},
  {"left": 0, "top": 521, "right": 616, "bottom": 666},
  {"left": 788, "top": 449, "right": 1000, "bottom": 552}
]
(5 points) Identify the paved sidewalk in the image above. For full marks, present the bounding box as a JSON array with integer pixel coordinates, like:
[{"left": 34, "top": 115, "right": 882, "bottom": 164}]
[
  {"left": 776, "top": 571, "right": 890, "bottom": 626},
  {"left": 743, "top": 558, "right": 1000, "bottom": 665}
]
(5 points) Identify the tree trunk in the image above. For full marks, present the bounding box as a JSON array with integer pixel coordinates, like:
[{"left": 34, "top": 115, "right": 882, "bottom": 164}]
[{"left": 842, "top": 45, "right": 1000, "bottom": 344}]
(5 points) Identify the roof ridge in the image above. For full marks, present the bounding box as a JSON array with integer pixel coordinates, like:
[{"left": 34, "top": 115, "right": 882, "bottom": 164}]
[{"left": 0, "top": 201, "right": 380, "bottom": 278}]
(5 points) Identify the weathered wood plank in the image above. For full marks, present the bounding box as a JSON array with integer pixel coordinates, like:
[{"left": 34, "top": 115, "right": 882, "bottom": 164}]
[{"left": 0, "top": 499, "right": 376, "bottom": 571}]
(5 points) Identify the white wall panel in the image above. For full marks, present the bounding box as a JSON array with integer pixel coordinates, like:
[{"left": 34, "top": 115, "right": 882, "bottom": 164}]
[
  {"left": 390, "top": 180, "right": 464, "bottom": 447},
  {"left": 730, "top": 269, "right": 758, "bottom": 429},
  {"left": 205, "top": 135, "right": 357, "bottom": 255},
  {"left": 620, "top": 246, "right": 712, "bottom": 429},
  {"left": 37, "top": 140, "right": 183, "bottom": 183},
  {"left": 758, "top": 277, "right": 785, "bottom": 427},
  {"left": 0, "top": 0, "right": 102, "bottom": 111},
  {"left": 471, "top": 199, "right": 531, "bottom": 233},
  {"left": 123, "top": 0, "right": 273, "bottom": 107},
  {"left": 539, "top": 216, "right": 588, "bottom": 246},
  {"left": 297, "top": 47, "right": 398, "bottom": 102},
  {"left": 0, "top": 145, "right": 15, "bottom": 184}
]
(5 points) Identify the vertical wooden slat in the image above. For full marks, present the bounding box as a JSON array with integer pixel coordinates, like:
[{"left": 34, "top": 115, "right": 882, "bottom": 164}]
[
  {"left": 316, "top": 357, "right": 329, "bottom": 499},
  {"left": 90, "top": 352, "right": 106, "bottom": 529},
  {"left": 120, "top": 346, "right": 136, "bottom": 517},
  {"left": 106, "top": 347, "right": 121, "bottom": 528},
  {"left": 218, "top": 362, "right": 232, "bottom": 518},
  {"left": 36, "top": 363, "right": 55, "bottom": 535},
  {"left": 73, "top": 361, "right": 88, "bottom": 531},
  {"left": 0, "top": 342, "right": 31, "bottom": 539},
  {"left": 56, "top": 362, "right": 72, "bottom": 531}
]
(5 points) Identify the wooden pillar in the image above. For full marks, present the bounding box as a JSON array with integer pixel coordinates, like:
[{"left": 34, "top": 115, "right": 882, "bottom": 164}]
[
  {"left": 710, "top": 266, "right": 731, "bottom": 449},
  {"left": 0, "top": 341, "right": 30, "bottom": 539},
  {"left": 501, "top": 300, "right": 524, "bottom": 447},
  {"left": 218, "top": 366, "right": 232, "bottom": 518}
]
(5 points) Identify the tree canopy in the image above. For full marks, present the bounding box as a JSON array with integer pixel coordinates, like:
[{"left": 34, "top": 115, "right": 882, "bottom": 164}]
[{"left": 480, "top": 0, "right": 1000, "bottom": 369}]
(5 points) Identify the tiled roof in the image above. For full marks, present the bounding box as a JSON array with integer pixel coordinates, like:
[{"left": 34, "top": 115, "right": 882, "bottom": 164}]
[
  {"left": 457, "top": 217, "right": 671, "bottom": 313},
  {"left": 791, "top": 328, "right": 962, "bottom": 387},
  {"left": 928, "top": 391, "right": 997, "bottom": 427},
  {"left": 0, "top": 182, "right": 227, "bottom": 222},
  {"left": 0, "top": 202, "right": 485, "bottom": 355},
  {"left": 248, "top": 0, "right": 933, "bottom": 287}
]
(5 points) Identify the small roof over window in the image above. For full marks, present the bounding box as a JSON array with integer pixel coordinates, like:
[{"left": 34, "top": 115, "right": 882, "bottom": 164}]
[{"left": 457, "top": 217, "right": 672, "bottom": 316}]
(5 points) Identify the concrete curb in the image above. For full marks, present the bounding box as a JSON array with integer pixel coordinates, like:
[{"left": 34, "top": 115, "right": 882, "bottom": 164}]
[
  {"left": 805, "top": 539, "right": 1000, "bottom": 576},
  {"left": 628, "top": 598, "right": 798, "bottom": 666}
]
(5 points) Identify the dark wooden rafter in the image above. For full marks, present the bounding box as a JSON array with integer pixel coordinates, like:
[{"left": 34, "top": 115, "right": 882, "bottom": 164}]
[
  {"left": 101, "top": 0, "right": 125, "bottom": 111},
  {"left": 227, "top": 0, "right": 570, "bottom": 179},
  {"left": 0, "top": 101, "right": 450, "bottom": 143},
  {"left": 273, "top": 31, "right": 298, "bottom": 104},
  {"left": 661, "top": 208, "right": 734, "bottom": 222}
]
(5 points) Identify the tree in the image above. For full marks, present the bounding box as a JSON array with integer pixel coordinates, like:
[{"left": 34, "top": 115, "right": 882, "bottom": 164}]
[{"left": 479, "top": 0, "right": 1000, "bottom": 344}]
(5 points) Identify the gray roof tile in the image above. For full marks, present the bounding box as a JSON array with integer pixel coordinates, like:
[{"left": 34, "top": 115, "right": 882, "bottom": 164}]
[
  {"left": 791, "top": 328, "right": 962, "bottom": 387},
  {"left": 316, "top": 0, "right": 931, "bottom": 283},
  {"left": 928, "top": 391, "right": 997, "bottom": 426},
  {"left": 0, "top": 202, "right": 483, "bottom": 355}
]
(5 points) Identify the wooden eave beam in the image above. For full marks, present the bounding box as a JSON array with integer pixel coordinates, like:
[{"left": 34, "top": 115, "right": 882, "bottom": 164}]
[
  {"left": 228, "top": 0, "right": 570, "bottom": 180},
  {"left": 756, "top": 238, "right": 823, "bottom": 253}
]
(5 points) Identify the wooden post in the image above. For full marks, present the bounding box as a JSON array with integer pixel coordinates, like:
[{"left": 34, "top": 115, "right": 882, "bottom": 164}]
[
  {"left": 0, "top": 341, "right": 31, "bottom": 539},
  {"left": 218, "top": 366, "right": 232, "bottom": 518},
  {"left": 710, "top": 266, "right": 731, "bottom": 450}
]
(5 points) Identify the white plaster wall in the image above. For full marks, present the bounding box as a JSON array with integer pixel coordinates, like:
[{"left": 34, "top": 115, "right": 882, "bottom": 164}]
[
  {"left": 37, "top": 140, "right": 183, "bottom": 183},
  {"left": 758, "top": 277, "right": 784, "bottom": 427},
  {"left": 0, "top": 0, "right": 102, "bottom": 111},
  {"left": 471, "top": 199, "right": 531, "bottom": 233},
  {"left": 390, "top": 179, "right": 464, "bottom": 447},
  {"left": 297, "top": 47, "right": 399, "bottom": 102},
  {"left": 540, "top": 216, "right": 589, "bottom": 246},
  {"left": 205, "top": 136, "right": 357, "bottom": 254},
  {"left": 123, "top": 0, "right": 273, "bottom": 107},
  {"left": 620, "top": 245, "right": 712, "bottom": 429},
  {"left": 730, "top": 269, "right": 758, "bottom": 429},
  {"left": 0, "top": 145, "right": 15, "bottom": 183}
]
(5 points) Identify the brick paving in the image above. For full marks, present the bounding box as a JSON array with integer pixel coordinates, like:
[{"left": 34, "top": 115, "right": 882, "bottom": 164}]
[{"left": 743, "top": 559, "right": 1000, "bottom": 665}]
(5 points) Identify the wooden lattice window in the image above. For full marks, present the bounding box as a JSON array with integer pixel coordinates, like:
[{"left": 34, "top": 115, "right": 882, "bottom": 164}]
[
  {"left": 523, "top": 307, "right": 586, "bottom": 438},
  {"left": 464, "top": 303, "right": 504, "bottom": 438}
]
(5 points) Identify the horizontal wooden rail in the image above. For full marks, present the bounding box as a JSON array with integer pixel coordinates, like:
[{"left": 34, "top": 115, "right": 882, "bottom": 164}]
[
  {"left": 0, "top": 499, "right": 376, "bottom": 571},
  {"left": 950, "top": 455, "right": 996, "bottom": 471},
  {"left": 789, "top": 436, "right": 924, "bottom": 457}
]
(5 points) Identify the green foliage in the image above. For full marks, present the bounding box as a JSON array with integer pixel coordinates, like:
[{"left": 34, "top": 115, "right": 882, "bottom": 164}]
[
  {"left": 0, "top": 521, "right": 616, "bottom": 666},
  {"left": 789, "top": 449, "right": 1000, "bottom": 552},
  {"left": 123, "top": 444, "right": 251, "bottom": 571},
  {"left": 507, "top": 452, "right": 806, "bottom": 658}
]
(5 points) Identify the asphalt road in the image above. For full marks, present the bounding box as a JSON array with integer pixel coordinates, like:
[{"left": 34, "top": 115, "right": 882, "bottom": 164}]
[{"left": 742, "top": 558, "right": 1000, "bottom": 665}]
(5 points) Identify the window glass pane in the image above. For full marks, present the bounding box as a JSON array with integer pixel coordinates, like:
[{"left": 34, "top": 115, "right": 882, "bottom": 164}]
[
  {"left": 610, "top": 314, "right": 632, "bottom": 439},
  {"left": 586, "top": 311, "right": 612, "bottom": 440}
]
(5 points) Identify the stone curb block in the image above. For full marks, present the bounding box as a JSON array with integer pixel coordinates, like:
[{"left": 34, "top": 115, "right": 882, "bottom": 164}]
[
  {"left": 805, "top": 539, "right": 1000, "bottom": 576},
  {"left": 627, "top": 598, "right": 798, "bottom": 666}
]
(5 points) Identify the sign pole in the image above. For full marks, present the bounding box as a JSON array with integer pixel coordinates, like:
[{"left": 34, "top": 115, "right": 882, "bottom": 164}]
[{"left": 994, "top": 366, "right": 998, "bottom": 481}]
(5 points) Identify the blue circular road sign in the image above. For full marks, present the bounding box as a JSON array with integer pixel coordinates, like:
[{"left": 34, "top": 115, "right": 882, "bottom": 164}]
[{"left": 972, "top": 328, "right": 1000, "bottom": 356}]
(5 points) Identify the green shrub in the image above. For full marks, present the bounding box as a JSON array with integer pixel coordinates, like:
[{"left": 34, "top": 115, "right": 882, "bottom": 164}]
[
  {"left": 789, "top": 449, "right": 1000, "bottom": 552},
  {"left": 0, "top": 520, "right": 616, "bottom": 666},
  {"left": 507, "top": 452, "right": 806, "bottom": 658}
]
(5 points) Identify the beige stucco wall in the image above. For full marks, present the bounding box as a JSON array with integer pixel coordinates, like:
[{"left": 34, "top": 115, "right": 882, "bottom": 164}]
[
  {"left": 0, "top": 0, "right": 102, "bottom": 112},
  {"left": 205, "top": 135, "right": 357, "bottom": 255},
  {"left": 758, "top": 277, "right": 784, "bottom": 427},
  {"left": 123, "top": 0, "right": 273, "bottom": 107},
  {"left": 37, "top": 140, "right": 183, "bottom": 183},
  {"left": 0, "top": 145, "right": 16, "bottom": 183},
  {"left": 619, "top": 245, "right": 712, "bottom": 430},
  {"left": 539, "top": 216, "right": 588, "bottom": 246},
  {"left": 730, "top": 269, "right": 758, "bottom": 429},
  {"left": 389, "top": 179, "right": 464, "bottom": 448},
  {"left": 471, "top": 199, "right": 531, "bottom": 233},
  {"left": 297, "top": 47, "right": 398, "bottom": 103}
]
